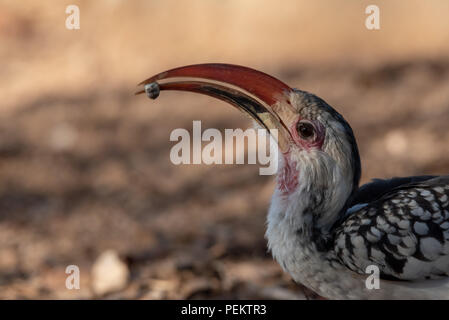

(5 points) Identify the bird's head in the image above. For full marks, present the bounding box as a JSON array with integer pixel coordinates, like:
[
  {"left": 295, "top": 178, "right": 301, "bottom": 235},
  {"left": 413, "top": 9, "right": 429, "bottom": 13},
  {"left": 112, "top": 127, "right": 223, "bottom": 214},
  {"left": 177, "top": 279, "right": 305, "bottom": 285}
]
[{"left": 137, "top": 64, "right": 361, "bottom": 229}]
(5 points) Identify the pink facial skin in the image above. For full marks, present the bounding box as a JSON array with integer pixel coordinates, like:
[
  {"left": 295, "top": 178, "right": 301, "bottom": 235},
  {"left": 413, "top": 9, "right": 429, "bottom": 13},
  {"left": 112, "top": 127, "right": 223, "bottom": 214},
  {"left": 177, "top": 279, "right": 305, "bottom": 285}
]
[
  {"left": 277, "top": 154, "right": 298, "bottom": 195},
  {"left": 277, "top": 118, "right": 325, "bottom": 196}
]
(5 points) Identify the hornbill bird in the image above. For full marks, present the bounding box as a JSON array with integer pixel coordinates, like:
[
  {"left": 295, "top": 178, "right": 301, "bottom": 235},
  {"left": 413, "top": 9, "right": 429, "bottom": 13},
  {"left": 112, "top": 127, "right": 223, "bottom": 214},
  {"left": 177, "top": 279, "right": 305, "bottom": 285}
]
[{"left": 136, "top": 64, "right": 449, "bottom": 299}]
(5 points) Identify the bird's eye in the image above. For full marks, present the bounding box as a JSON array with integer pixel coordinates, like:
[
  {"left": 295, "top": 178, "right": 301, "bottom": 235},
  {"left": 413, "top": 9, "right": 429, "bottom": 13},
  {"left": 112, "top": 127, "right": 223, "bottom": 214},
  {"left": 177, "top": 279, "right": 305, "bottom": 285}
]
[{"left": 296, "top": 121, "right": 315, "bottom": 139}]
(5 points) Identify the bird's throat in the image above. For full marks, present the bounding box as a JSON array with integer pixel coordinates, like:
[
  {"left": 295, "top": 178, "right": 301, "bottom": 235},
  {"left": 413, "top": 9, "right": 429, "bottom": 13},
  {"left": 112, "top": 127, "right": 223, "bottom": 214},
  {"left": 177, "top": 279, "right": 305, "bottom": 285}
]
[{"left": 277, "top": 154, "right": 299, "bottom": 196}]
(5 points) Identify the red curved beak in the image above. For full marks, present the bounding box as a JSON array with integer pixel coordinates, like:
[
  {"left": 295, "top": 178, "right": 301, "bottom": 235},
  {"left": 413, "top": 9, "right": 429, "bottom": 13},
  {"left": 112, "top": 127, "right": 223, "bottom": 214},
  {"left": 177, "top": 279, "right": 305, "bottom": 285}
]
[{"left": 136, "top": 63, "right": 296, "bottom": 152}]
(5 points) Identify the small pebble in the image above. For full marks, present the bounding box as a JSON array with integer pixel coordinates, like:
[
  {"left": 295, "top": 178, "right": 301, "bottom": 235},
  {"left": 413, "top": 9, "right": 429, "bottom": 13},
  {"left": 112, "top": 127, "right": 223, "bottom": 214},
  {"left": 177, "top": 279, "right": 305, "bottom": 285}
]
[
  {"left": 144, "top": 82, "right": 160, "bottom": 99},
  {"left": 91, "top": 250, "right": 129, "bottom": 296}
]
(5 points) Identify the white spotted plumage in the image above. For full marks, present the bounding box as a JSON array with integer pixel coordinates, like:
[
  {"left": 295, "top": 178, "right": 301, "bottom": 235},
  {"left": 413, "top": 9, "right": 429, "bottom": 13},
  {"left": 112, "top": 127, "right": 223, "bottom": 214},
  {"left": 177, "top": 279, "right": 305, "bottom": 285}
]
[{"left": 335, "top": 177, "right": 449, "bottom": 283}]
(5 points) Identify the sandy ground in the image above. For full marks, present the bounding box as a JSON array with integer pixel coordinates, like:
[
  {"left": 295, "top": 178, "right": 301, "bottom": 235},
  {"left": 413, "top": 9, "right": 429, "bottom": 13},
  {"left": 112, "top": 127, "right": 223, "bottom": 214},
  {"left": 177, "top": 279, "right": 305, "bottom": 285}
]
[{"left": 1, "top": 1, "right": 449, "bottom": 299}]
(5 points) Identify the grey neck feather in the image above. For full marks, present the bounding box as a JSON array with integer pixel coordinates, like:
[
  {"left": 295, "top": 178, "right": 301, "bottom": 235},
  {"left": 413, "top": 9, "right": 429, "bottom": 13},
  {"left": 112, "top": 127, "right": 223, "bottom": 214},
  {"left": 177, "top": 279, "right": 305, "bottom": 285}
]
[{"left": 265, "top": 151, "right": 360, "bottom": 297}]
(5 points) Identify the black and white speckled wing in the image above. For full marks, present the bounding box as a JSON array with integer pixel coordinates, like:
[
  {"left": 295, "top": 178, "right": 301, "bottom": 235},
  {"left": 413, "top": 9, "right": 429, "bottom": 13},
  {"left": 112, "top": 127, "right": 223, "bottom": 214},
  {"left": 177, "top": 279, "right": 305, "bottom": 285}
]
[{"left": 334, "top": 176, "right": 449, "bottom": 280}]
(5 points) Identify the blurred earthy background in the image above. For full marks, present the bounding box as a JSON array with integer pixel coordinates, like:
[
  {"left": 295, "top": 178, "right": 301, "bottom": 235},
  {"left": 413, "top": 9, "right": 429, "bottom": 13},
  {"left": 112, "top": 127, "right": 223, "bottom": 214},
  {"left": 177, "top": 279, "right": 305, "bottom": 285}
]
[{"left": 1, "top": 0, "right": 449, "bottom": 299}]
